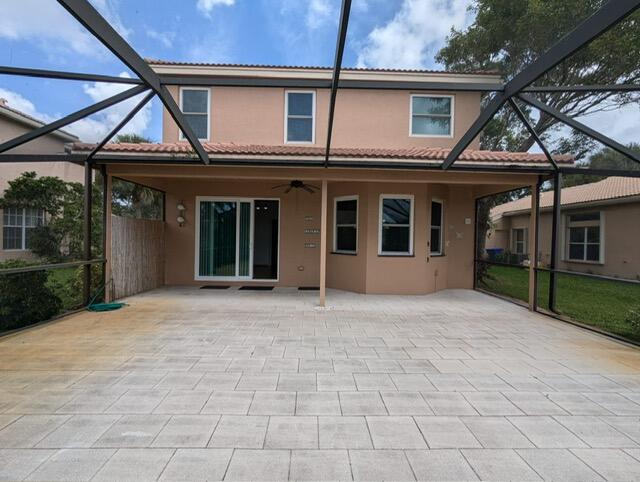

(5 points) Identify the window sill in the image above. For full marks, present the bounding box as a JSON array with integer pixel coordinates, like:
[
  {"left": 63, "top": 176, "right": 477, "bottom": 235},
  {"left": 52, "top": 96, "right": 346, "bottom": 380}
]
[
  {"left": 378, "top": 253, "right": 414, "bottom": 258},
  {"left": 564, "top": 259, "right": 604, "bottom": 266},
  {"left": 430, "top": 253, "right": 445, "bottom": 258},
  {"left": 331, "top": 251, "right": 357, "bottom": 256}
]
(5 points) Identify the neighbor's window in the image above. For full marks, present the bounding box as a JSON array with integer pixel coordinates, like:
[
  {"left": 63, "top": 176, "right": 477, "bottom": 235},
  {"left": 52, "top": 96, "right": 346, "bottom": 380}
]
[
  {"left": 285, "top": 91, "right": 315, "bottom": 143},
  {"left": 410, "top": 95, "right": 453, "bottom": 137},
  {"left": 430, "top": 200, "right": 443, "bottom": 255},
  {"left": 2, "top": 207, "right": 44, "bottom": 250},
  {"left": 180, "top": 88, "right": 209, "bottom": 140},
  {"left": 379, "top": 195, "right": 414, "bottom": 255},
  {"left": 334, "top": 196, "right": 358, "bottom": 254},
  {"left": 512, "top": 228, "right": 526, "bottom": 255},
  {"left": 566, "top": 212, "right": 601, "bottom": 263}
]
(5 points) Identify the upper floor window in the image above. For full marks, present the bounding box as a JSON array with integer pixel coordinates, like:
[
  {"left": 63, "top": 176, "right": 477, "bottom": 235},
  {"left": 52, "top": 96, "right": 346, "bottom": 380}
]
[
  {"left": 285, "top": 91, "right": 315, "bottom": 143},
  {"left": 410, "top": 95, "right": 453, "bottom": 137},
  {"left": 430, "top": 200, "right": 443, "bottom": 255},
  {"left": 379, "top": 195, "right": 414, "bottom": 255},
  {"left": 180, "top": 88, "right": 209, "bottom": 141},
  {"left": 566, "top": 212, "right": 602, "bottom": 263},
  {"left": 334, "top": 196, "right": 358, "bottom": 254},
  {"left": 2, "top": 207, "right": 44, "bottom": 251}
]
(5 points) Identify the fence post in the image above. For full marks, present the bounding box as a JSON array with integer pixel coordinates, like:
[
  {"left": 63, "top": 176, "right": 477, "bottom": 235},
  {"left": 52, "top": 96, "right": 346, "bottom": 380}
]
[
  {"left": 83, "top": 161, "right": 92, "bottom": 306},
  {"left": 549, "top": 172, "right": 562, "bottom": 312}
]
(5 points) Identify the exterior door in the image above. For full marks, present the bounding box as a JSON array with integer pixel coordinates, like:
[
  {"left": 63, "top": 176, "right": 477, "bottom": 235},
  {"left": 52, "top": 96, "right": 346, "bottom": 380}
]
[{"left": 198, "top": 200, "right": 251, "bottom": 279}]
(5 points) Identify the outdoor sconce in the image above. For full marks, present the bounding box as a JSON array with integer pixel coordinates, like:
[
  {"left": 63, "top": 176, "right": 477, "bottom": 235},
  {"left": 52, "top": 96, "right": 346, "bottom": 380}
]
[{"left": 177, "top": 202, "right": 186, "bottom": 227}]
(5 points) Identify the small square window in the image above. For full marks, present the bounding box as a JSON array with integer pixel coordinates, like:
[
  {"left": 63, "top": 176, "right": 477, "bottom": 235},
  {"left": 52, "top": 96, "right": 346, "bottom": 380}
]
[
  {"left": 285, "top": 91, "right": 315, "bottom": 143},
  {"left": 180, "top": 88, "right": 209, "bottom": 140},
  {"left": 410, "top": 95, "right": 453, "bottom": 137}
]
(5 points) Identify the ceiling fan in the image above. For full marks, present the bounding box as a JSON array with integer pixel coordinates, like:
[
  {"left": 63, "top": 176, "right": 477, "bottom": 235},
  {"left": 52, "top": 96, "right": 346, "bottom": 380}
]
[{"left": 272, "top": 180, "right": 319, "bottom": 194}]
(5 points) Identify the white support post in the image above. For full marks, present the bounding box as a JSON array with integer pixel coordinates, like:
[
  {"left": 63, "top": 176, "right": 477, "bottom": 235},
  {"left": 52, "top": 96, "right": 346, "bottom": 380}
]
[{"left": 319, "top": 180, "right": 328, "bottom": 307}]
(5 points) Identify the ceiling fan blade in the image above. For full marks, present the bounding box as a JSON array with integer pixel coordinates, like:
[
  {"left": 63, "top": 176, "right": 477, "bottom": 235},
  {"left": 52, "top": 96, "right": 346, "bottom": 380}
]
[
  {"left": 302, "top": 186, "right": 315, "bottom": 194},
  {"left": 285, "top": 186, "right": 293, "bottom": 194},
  {"left": 271, "top": 184, "right": 288, "bottom": 190},
  {"left": 306, "top": 184, "right": 320, "bottom": 191}
]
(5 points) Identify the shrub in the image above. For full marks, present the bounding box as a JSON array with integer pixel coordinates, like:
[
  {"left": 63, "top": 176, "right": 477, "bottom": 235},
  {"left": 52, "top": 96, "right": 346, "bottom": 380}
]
[
  {"left": 627, "top": 305, "right": 640, "bottom": 335},
  {"left": 0, "top": 260, "right": 62, "bottom": 332}
]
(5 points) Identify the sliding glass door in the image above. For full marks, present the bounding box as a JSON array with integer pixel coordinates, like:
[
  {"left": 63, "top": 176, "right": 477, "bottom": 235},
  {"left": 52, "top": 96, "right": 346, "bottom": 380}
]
[
  {"left": 197, "top": 198, "right": 278, "bottom": 281},
  {"left": 198, "top": 200, "right": 251, "bottom": 278}
]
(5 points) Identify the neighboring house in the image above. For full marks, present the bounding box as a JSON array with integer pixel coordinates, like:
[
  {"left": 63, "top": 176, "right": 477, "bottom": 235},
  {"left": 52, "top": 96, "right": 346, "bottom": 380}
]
[
  {"left": 488, "top": 177, "right": 640, "bottom": 280},
  {"left": 69, "top": 62, "right": 574, "bottom": 295},
  {"left": 0, "top": 98, "right": 81, "bottom": 262}
]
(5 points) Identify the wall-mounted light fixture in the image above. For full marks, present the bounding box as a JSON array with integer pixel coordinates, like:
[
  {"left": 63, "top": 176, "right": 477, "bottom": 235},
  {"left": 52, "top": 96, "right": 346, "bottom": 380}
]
[{"left": 177, "top": 202, "right": 186, "bottom": 227}]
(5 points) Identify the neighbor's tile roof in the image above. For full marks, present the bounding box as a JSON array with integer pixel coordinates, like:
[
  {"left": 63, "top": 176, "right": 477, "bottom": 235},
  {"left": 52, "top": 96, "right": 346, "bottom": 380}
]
[
  {"left": 71, "top": 142, "right": 573, "bottom": 165},
  {"left": 0, "top": 103, "right": 78, "bottom": 141},
  {"left": 145, "top": 59, "right": 499, "bottom": 76},
  {"left": 492, "top": 176, "right": 640, "bottom": 217}
]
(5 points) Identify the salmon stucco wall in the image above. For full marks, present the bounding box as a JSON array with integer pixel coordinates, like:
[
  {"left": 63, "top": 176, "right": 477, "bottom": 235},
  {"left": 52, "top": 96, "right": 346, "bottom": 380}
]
[
  {"left": 158, "top": 179, "right": 478, "bottom": 293},
  {"left": 161, "top": 85, "right": 482, "bottom": 150},
  {"left": 163, "top": 179, "right": 322, "bottom": 287}
]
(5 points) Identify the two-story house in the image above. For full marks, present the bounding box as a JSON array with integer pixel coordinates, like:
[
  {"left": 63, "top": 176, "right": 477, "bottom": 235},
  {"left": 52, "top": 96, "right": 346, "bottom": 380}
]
[
  {"left": 0, "top": 98, "right": 81, "bottom": 262},
  {"left": 71, "top": 62, "right": 572, "bottom": 297}
]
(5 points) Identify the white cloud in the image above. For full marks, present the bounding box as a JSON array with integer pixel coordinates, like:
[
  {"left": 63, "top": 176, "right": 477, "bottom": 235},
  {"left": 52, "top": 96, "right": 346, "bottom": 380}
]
[
  {"left": 146, "top": 28, "right": 176, "bottom": 48},
  {"left": 576, "top": 103, "right": 640, "bottom": 148},
  {"left": 0, "top": 74, "right": 153, "bottom": 143},
  {"left": 197, "top": 0, "right": 236, "bottom": 16},
  {"left": 0, "top": 88, "right": 55, "bottom": 123},
  {"left": 90, "top": 0, "right": 132, "bottom": 39},
  {"left": 356, "top": 0, "right": 474, "bottom": 69},
  {"left": 0, "top": 0, "right": 131, "bottom": 59},
  {"left": 0, "top": 0, "right": 99, "bottom": 57},
  {"left": 306, "top": 0, "right": 337, "bottom": 30}
]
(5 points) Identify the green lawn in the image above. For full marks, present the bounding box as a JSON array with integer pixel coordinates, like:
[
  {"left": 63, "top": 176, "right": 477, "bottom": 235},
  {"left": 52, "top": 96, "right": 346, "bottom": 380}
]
[{"left": 480, "top": 265, "right": 640, "bottom": 343}]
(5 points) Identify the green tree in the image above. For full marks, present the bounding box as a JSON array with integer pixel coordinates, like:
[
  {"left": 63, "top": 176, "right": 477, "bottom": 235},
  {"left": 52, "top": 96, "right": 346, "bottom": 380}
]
[
  {"left": 110, "top": 134, "right": 163, "bottom": 220},
  {"left": 0, "top": 172, "right": 103, "bottom": 261},
  {"left": 114, "top": 133, "right": 152, "bottom": 143},
  {"left": 561, "top": 144, "right": 640, "bottom": 188},
  {"left": 437, "top": 0, "right": 640, "bottom": 155}
]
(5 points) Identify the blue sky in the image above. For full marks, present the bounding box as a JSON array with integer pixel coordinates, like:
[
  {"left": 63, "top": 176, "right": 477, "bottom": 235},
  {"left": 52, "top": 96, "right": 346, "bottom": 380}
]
[
  {"left": 0, "top": 0, "right": 636, "bottom": 148},
  {"left": 0, "top": 0, "right": 476, "bottom": 142}
]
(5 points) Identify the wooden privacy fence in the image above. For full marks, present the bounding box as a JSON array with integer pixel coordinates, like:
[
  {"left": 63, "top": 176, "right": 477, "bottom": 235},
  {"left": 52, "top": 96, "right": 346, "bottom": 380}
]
[{"left": 110, "top": 215, "right": 165, "bottom": 300}]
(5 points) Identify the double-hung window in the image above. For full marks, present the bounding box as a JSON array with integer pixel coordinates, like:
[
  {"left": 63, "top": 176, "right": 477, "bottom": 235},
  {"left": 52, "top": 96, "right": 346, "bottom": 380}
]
[
  {"left": 430, "top": 200, "right": 443, "bottom": 255},
  {"left": 285, "top": 91, "right": 315, "bottom": 143},
  {"left": 379, "top": 195, "right": 414, "bottom": 255},
  {"left": 410, "top": 95, "right": 453, "bottom": 137},
  {"left": 566, "top": 212, "right": 602, "bottom": 263},
  {"left": 180, "top": 88, "right": 209, "bottom": 141},
  {"left": 512, "top": 228, "right": 526, "bottom": 255},
  {"left": 2, "top": 207, "right": 44, "bottom": 250},
  {"left": 334, "top": 196, "right": 358, "bottom": 254}
]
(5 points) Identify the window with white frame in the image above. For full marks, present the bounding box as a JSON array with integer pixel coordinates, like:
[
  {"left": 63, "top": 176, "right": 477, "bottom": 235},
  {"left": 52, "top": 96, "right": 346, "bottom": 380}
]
[
  {"left": 512, "top": 228, "right": 526, "bottom": 255},
  {"left": 285, "top": 91, "right": 315, "bottom": 143},
  {"left": 566, "top": 212, "right": 601, "bottom": 262},
  {"left": 379, "top": 195, "right": 414, "bottom": 255},
  {"left": 180, "top": 88, "right": 209, "bottom": 140},
  {"left": 430, "top": 200, "right": 443, "bottom": 255},
  {"left": 410, "top": 95, "right": 453, "bottom": 137},
  {"left": 2, "top": 207, "right": 44, "bottom": 250},
  {"left": 334, "top": 196, "right": 358, "bottom": 253}
]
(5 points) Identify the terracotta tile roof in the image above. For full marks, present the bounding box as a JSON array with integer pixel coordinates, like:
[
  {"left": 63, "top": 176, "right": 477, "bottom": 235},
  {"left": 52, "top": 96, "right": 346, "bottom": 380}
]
[
  {"left": 146, "top": 59, "right": 498, "bottom": 76},
  {"left": 71, "top": 141, "right": 573, "bottom": 165},
  {"left": 492, "top": 176, "right": 640, "bottom": 218}
]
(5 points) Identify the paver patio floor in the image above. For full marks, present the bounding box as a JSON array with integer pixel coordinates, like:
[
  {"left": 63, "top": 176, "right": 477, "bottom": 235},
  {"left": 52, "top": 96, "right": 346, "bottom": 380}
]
[{"left": 1, "top": 287, "right": 640, "bottom": 481}]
